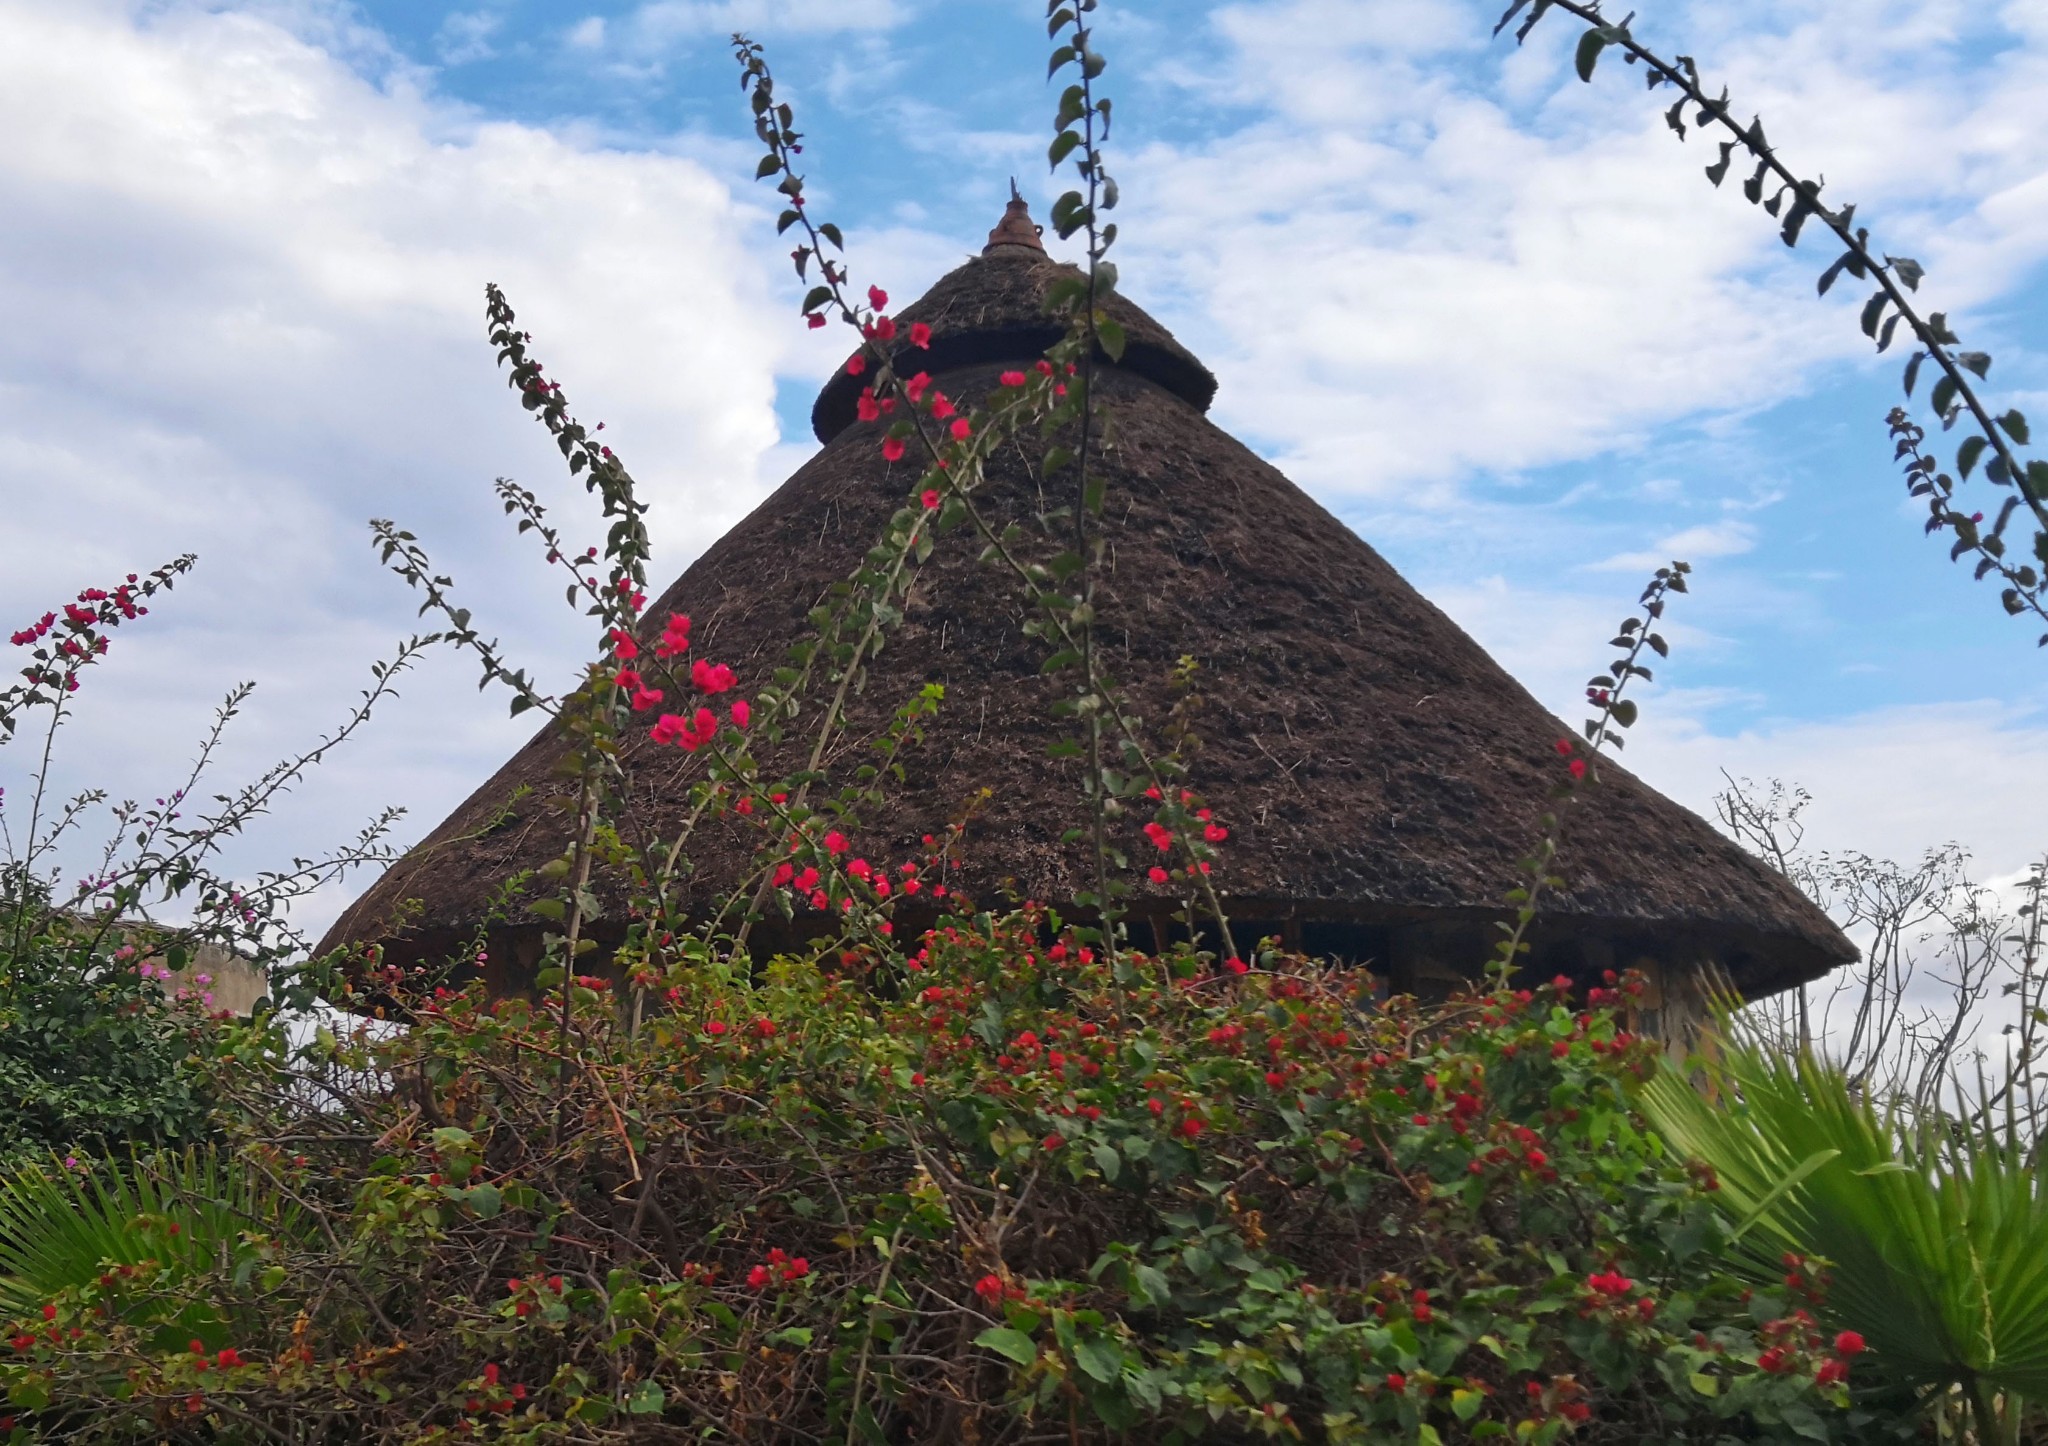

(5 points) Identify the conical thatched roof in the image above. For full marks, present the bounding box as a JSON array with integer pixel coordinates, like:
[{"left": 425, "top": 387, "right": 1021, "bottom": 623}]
[{"left": 320, "top": 202, "right": 1852, "bottom": 1007}]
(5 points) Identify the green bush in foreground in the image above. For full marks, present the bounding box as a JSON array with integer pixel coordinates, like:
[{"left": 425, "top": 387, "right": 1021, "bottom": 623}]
[{"left": 1, "top": 924, "right": 1884, "bottom": 1443}]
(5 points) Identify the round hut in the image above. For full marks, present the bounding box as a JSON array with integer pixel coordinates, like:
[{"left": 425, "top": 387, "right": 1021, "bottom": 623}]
[{"left": 318, "top": 198, "right": 1853, "bottom": 1041}]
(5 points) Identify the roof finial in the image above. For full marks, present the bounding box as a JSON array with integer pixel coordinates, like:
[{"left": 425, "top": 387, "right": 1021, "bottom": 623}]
[{"left": 984, "top": 185, "right": 1045, "bottom": 256}]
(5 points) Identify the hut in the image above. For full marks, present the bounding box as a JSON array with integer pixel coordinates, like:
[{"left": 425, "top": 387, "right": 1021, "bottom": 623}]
[{"left": 318, "top": 197, "right": 1853, "bottom": 1042}]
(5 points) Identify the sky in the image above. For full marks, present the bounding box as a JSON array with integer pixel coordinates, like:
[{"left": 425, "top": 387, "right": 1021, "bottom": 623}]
[{"left": 2, "top": 0, "right": 2045, "bottom": 948}]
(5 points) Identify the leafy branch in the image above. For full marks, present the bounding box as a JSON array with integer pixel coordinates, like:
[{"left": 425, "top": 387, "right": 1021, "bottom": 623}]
[{"left": 1504, "top": 0, "right": 2046, "bottom": 643}]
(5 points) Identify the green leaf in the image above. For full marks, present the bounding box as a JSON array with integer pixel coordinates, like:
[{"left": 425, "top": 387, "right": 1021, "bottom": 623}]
[
  {"left": 1095, "top": 314, "right": 1126, "bottom": 362},
  {"left": 1608, "top": 698, "right": 1639, "bottom": 728},
  {"left": 1048, "top": 130, "right": 1082, "bottom": 167},
  {"left": 1689, "top": 1371, "right": 1719, "bottom": 1397},
  {"left": 1958, "top": 435, "right": 1987, "bottom": 482},
  {"left": 1073, "top": 1339, "right": 1120, "bottom": 1383},
  {"left": 1859, "top": 290, "right": 1887, "bottom": 338},
  {"left": 975, "top": 1326, "right": 1040, "bottom": 1365},
  {"left": 818, "top": 222, "right": 844, "bottom": 249},
  {"left": 1574, "top": 28, "right": 1607, "bottom": 81},
  {"left": 1891, "top": 256, "right": 1925, "bottom": 291},
  {"left": 755, "top": 154, "right": 780, "bottom": 179},
  {"left": 1932, "top": 374, "right": 1960, "bottom": 418},
  {"left": 1998, "top": 410, "right": 2030, "bottom": 444},
  {"left": 625, "top": 1380, "right": 666, "bottom": 1415},
  {"left": 1047, "top": 45, "right": 1076, "bottom": 77},
  {"left": 1091, "top": 1143, "right": 1121, "bottom": 1181},
  {"left": 802, "top": 285, "right": 833, "bottom": 314},
  {"left": 1903, "top": 350, "right": 1926, "bottom": 397},
  {"left": 1958, "top": 350, "right": 1992, "bottom": 379}
]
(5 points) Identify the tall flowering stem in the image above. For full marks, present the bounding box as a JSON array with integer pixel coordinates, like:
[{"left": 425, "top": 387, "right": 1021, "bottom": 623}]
[
  {"left": 732, "top": 29, "right": 1237, "bottom": 963},
  {"left": 1504, "top": 0, "right": 2046, "bottom": 645},
  {"left": 1491, "top": 561, "right": 1691, "bottom": 975}
]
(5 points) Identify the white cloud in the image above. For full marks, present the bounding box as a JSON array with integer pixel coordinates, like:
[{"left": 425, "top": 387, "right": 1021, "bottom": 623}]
[
  {"left": 1588, "top": 520, "right": 1757, "bottom": 572},
  {"left": 565, "top": 16, "right": 606, "bottom": 49},
  {"left": 622, "top": 0, "right": 905, "bottom": 44},
  {"left": 0, "top": 0, "right": 803, "bottom": 914},
  {"left": 1116, "top": 0, "right": 2048, "bottom": 503},
  {"left": 434, "top": 9, "right": 501, "bottom": 65}
]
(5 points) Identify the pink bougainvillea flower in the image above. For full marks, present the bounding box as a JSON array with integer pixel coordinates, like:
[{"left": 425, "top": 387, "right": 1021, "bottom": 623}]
[
  {"left": 1554, "top": 736, "right": 1575, "bottom": 755},
  {"left": 1000, "top": 370, "right": 1026, "bottom": 387},
  {"left": 882, "top": 436, "right": 906, "bottom": 462},
  {"left": 607, "top": 628, "right": 639, "bottom": 661},
  {"left": 871, "top": 316, "right": 897, "bottom": 341},
  {"left": 731, "top": 699, "right": 751, "bottom": 729},
  {"left": 920, "top": 489, "right": 940, "bottom": 510},
  {"left": 909, "top": 321, "right": 931, "bottom": 349},
  {"left": 867, "top": 285, "right": 888, "bottom": 310},
  {"left": 650, "top": 714, "right": 687, "bottom": 746},
  {"left": 691, "top": 659, "right": 736, "bottom": 694},
  {"left": 905, "top": 372, "right": 931, "bottom": 403},
  {"left": 655, "top": 613, "right": 691, "bottom": 658},
  {"left": 806, "top": 313, "right": 825, "bottom": 330},
  {"left": 929, "top": 393, "right": 955, "bottom": 420},
  {"left": 1568, "top": 758, "right": 1587, "bottom": 780},
  {"left": 856, "top": 389, "right": 881, "bottom": 423},
  {"left": 845, "top": 354, "right": 865, "bottom": 376},
  {"left": 949, "top": 418, "right": 971, "bottom": 441},
  {"left": 630, "top": 686, "right": 664, "bottom": 711},
  {"left": 1142, "top": 821, "right": 1173, "bottom": 851}
]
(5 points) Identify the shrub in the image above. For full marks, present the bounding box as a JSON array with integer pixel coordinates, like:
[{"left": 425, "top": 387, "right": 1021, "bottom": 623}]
[{"left": 0, "top": 932, "right": 1875, "bottom": 1442}]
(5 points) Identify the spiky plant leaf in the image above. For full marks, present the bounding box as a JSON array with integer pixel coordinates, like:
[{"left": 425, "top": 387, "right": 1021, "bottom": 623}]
[{"left": 1643, "top": 1033, "right": 2048, "bottom": 1436}]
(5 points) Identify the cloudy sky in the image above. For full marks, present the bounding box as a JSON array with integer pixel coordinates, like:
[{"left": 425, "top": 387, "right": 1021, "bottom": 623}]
[{"left": 3, "top": 0, "right": 2045, "bottom": 941}]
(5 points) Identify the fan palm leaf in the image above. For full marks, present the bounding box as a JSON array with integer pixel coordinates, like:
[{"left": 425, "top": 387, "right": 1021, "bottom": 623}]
[{"left": 1642, "top": 1034, "right": 2048, "bottom": 1441}]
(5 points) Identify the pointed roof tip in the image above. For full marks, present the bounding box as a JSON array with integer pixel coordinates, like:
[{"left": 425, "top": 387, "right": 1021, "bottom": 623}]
[{"left": 984, "top": 184, "right": 1046, "bottom": 255}]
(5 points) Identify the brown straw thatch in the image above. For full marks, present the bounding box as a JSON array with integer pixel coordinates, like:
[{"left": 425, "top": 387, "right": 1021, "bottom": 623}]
[{"left": 318, "top": 199, "right": 1853, "bottom": 1016}]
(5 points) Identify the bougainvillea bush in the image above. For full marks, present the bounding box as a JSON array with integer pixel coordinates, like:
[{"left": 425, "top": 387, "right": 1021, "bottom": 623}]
[{"left": 0, "top": 933, "right": 1885, "bottom": 1443}]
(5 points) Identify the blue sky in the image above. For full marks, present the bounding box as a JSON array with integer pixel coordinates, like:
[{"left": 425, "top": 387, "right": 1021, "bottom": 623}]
[{"left": 2, "top": 0, "right": 2045, "bottom": 935}]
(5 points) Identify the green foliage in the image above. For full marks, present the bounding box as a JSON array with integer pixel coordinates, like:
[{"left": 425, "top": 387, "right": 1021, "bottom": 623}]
[
  {"left": 0, "top": 874, "right": 221, "bottom": 1168},
  {"left": 1, "top": 939, "right": 1866, "bottom": 1441},
  {"left": 1642, "top": 1032, "right": 2048, "bottom": 1441}
]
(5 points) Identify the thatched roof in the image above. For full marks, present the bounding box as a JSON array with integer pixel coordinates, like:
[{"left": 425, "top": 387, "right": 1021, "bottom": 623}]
[{"left": 319, "top": 204, "right": 1852, "bottom": 999}]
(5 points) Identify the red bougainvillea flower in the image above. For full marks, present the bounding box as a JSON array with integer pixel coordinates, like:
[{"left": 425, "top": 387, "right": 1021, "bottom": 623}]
[
  {"left": 629, "top": 686, "right": 664, "bottom": 711},
  {"left": 824, "top": 831, "right": 849, "bottom": 856},
  {"left": 929, "top": 393, "right": 955, "bottom": 420},
  {"left": 1147, "top": 866, "right": 1169, "bottom": 884},
  {"left": 731, "top": 699, "right": 751, "bottom": 729},
  {"left": 949, "top": 418, "right": 971, "bottom": 441},
  {"left": 920, "top": 489, "right": 940, "bottom": 510},
  {"left": 1834, "top": 1331, "right": 1865, "bottom": 1356},
  {"left": 1224, "top": 956, "right": 1249, "bottom": 975},
  {"left": 650, "top": 714, "right": 688, "bottom": 746},
  {"left": 607, "top": 627, "right": 639, "bottom": 661},
  {"left": 655, "top": 613, "right": 691, "bottom": 658},
  {"left": 1385, "top": 1373, "right": 1407, "bottom": 1393},
  {"left": 1587, "top": 1270, "right": 1635, "bottom": 1297},
  {"left": 807, "top": 313, "right": 825, "bottom": 330},
  {"left": 845, "top": 354, "right": 865, "bottom": 376},
  {"left": 1815, "top": 1359, "right": 1848, "bottom": 1385},
  {"left": 905, "top": 371, "right": 931, "bottom": 403},
  {"left": 691, "top": 659, "right": 736, "bottom": 694},
  {"left": 1554, "top": 736, "right": 1575, "bottom": 755},
  {"left": 856, "top": 389, "right": 881, "bottom": 423},
  {"left": 1143, "top": 821, "right": 1173, "bottom": 851},
  {"left": 909, "top": 321, "right": 931, "bottom": 348},
  {"left": 747, "top": 1264, "right": 772, "bottom": 1289},
  {"left": 1179, "top": 1117, "right": 1204, "bottom": 1138},
  {"left": 870, "top": 316, "right": 897, "bottom": 342},
  {"left": 705, "top": 1019, "right": 728, "bottom": 1036},
  {"left": 1204, "top": 823, "right": 1229, "bottom": 842},
  {"left": 1568, "top": 758, "right": 1587, "bottom": 780},
  {"left": 867, "top": 285, "right": 888, "bottom": 310},
  {"left": 1000, "top": 370, "right": 1026, "bottom": 387},
  {"left": 973, "top": 1274, "right": 1005, "bottom": 1303},
  {"left": 752, "top": 1017, "right": 776, "bottom": 1037},
  {"left": 882, "top": 436, "right": 906, "bottom": 462}
]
